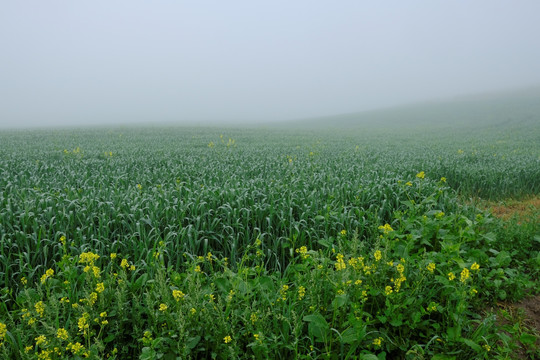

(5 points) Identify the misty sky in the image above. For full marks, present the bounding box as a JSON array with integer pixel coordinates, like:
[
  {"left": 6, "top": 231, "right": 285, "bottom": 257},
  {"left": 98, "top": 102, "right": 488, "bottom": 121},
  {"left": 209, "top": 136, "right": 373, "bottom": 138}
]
[{"left": 1, "top": 1, "right": 540, "bottom": 128}]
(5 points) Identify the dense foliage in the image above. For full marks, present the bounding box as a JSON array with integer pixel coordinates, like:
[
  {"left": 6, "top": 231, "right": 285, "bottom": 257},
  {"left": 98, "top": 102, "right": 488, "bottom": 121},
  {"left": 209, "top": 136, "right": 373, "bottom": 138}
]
[{"left": 0, "top": 126, "right": 538, "bottom": 359}]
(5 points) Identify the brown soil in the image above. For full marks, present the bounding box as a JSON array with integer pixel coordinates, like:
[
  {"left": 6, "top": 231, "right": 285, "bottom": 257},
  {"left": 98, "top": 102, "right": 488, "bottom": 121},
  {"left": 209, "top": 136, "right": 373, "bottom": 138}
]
[
  {"left": 492, "top": 294, "right": 540, "bottom": 359},
  {"left": 514, "top": 294, "right": 540, "bottom": 335},
  {"left": 488, "top": 196, "right": 540, "bottom": 222}
]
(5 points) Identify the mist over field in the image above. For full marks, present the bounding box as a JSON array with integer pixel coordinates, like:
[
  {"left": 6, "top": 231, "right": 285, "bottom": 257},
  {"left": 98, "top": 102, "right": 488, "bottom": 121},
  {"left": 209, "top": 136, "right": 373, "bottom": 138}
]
[{"left": 1, "top": 1, "right": 540, "bottom": 129}]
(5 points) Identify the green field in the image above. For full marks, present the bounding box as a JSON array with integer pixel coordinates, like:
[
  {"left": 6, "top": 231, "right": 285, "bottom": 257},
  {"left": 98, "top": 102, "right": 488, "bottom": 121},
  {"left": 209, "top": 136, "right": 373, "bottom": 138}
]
[{"left": 0, "top": 104, "right": 539, "bottom": 359}]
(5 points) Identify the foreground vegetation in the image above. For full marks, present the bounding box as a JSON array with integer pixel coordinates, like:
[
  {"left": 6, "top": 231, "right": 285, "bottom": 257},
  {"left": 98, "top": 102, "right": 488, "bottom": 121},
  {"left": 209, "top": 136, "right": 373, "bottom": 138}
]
[{"left": 0, "top": 125, "right": 538, "bottom": 359}]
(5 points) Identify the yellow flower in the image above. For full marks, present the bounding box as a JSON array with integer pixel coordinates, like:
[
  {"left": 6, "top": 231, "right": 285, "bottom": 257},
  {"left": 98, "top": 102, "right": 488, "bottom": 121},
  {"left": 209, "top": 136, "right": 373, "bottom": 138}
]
[
  {"left": 87, "top": 292, "right": 98, "bottom": 306},
  {"left": 355, "top": 279, "right": 362, "bottom": 285},
  {"left": 378, "top": 223, "right": 394, "bottom": 234},
  {"left": 78, "top": 313, "right": 89, "bottom": 333},
  {"left": 295, "top": 246, "right": 309, "bottom": 259},
  {"left": 440, "top": 177, "right": 447, "bottom": 183},
  {"left": 60, "top": 235, "right": 66, "bottom": 245},
  {"left": 374, "top": 250, "right": 382, "bottom": 262},
  {"left": 194, "top": 265, "right": 201, "bottom": 273},
  {"left": 250, "top": 313, "right": 257, "bottom": 324},
  {"left": 173, "top": 290, "right": 185, "bottom": 301},
  {"left": 385, "top": 286, "right": 393, "bottom": 296},
  {"left": 298, "top": 286, "right": 306, "bottom": 300},
  {"left": 223, "top": 335, "right": 232, "bottom": 344},
  {"left": 25, "top": 345, "right": 33, "bottom": 353},
  {"left": 95, "top": 282, "right": 105, "bottom": 293},
  {"left": 21, "top": 277, "right": 28, "bottom": 285},
  {"left": 190, "top": 308, "right": 196, "bottom": 315},
  {"left": 426, "top": 263, "right": 436, "bottom": 273},
  {"left": 448, "top": 272, "right": 455, "bottom": 281},
  {"left": 129, "top": 265, "right": 135, "bottom": 271},
  {"left": 340, "top": 229, "right": 347, "bottom": 236},
  {"left": 416, "top": 171, "right": 425, "bottom": 179},
  {"left": 110, "top": 253, "right": 117, "bottom": 260},
  {"left": 396, "top": 264, "right": 405, "bottom": 274},
  {"left": 35, "top": 301, "right": 45, "bottom": 317},
  {"left": 280, "top": 284, "right": 289, "bottom": 301},
  {"left": 67, "top": 342, "right": 85, "bottom": 355},
  {"left": 159, "top": 303, "right": 168, "bottom": 312},
  {"left": 253, "top": 333, "right": 260, "bottom": 341},
  {"left": 373, "top": 337, "right": 383, "bottom": 347},
  {"left": 335, "top": 253, "right": 346, "bottom": 271},
  {"left": 79, "top": 252, "right": 100, "bottom": 265},
  {"left": 120, "top": 258, "right": 129, "bottom": 269},
  {"left": 405, "top": 181, "right": 413, "bottom": 186},
  {"left": 136, "top": 184, "right": 142, "bottom": 190},
  {"left": 40, "top": 268, "right": 54, "bottom": 284},
  {"left": 470, "top": 262, "right": 480, "bottom": 271},
  {"left": 483, "top": 344, "right": 491, "bottom": 352},
  {"left": 460, "top": 268, "right": 470, "bottom": 282},
  {"left": 35, "top": 335, "right": 47, "bottom": 346},
  {"left": 57, "top": 328, "right": 69, "bottom": 341},
  {"left": 0, "top": 322, "right": 6, "bottom": 341},
  {"left": 427, "top": 302, "right": 438, "bottom": 312}
]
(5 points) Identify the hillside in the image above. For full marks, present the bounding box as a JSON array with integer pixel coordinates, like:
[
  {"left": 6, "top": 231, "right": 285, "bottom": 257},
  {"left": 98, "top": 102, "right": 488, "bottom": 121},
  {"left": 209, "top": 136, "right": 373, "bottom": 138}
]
[{"left": 281, "top": 86, "right": 540, "bottom": 131}]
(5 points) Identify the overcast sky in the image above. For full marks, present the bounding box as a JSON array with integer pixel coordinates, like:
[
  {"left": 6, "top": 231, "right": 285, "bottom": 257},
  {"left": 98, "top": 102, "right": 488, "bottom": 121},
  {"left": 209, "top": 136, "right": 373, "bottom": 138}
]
[{"left": 1, "top": 1, "right": 540, "bottom": 128}]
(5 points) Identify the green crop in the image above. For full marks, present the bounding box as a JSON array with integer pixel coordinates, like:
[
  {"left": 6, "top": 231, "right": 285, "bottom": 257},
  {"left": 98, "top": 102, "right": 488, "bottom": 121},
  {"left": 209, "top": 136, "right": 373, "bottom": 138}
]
[{"left": 0, "top": 126, "right": 538, "bottom": 359}]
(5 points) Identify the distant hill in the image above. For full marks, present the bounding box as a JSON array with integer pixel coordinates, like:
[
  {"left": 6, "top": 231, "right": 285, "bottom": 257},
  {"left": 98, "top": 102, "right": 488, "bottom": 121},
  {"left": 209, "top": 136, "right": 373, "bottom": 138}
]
[{"left": 279, "top": 86, "right": 540, "bottom": 131}]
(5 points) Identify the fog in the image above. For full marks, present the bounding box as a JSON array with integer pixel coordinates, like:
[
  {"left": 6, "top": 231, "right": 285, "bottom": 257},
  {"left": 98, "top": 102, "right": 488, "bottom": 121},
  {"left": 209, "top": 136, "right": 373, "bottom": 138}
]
[{"left": 1, "top": 1, "right": 540, "bottom": 128}]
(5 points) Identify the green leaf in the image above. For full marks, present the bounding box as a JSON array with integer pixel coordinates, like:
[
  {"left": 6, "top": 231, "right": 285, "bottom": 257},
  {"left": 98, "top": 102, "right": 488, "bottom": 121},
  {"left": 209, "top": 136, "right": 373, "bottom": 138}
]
[
  {"left": 332, "top": 294, "right": 348, "bottom": 308},
  {"left": 359, "top": 354, "right": 378, "bottom": 360},
  {"left": 519, "top": 333, "right": 537, "bottom": 345},
  {"left": 341, "top": 327, "right": 361, "bottom": 344},
  {"left": 186, "top": 335, "right": 201, "bottom": 349},
  {"left": 462, "top": 338, "right": 482, "bottom": 352},
  {"left": 303, "top": 314, "right": 330, "bottom": 340},
  {"left": 432, "top": 355, "right": 456, "bottom": 360}
]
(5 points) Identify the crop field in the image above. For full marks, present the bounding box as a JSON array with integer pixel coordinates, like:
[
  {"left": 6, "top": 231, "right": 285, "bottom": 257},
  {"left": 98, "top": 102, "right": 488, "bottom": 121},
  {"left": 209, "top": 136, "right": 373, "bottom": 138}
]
[{"left": 0, "top": 125, "right": 538, "bottom": 359}]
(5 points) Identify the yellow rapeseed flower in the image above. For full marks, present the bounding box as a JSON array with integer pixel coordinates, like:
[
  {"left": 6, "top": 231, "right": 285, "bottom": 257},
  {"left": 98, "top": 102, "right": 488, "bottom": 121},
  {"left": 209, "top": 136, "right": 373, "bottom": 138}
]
[
  {"left": 159, "top": 303, "right": 168, "bottom": 312},
  {"left": 56, "top": 328, "right": 69, "bottom": 341},
  {"left": 471, "top": 262, "right": 480, "bottom": 271},
  {"left": 427, "top": 263, "right": 436, "bottom": 273},
  {"left": 374, "top": 250, "right": 382, "bottom": 262},
  {"left": 120, "top": 259, "right": 129, "bottom": 269},
  {"left": 0, "top": 322, "right": 6, "bottom": 341},
  {"left": 378, "top": 224, "right": 394, "bottom": 234},
  {"left": 373, "top": 337, "right": 383, "bottom": 347},
  {"left": 223, "top": 335, "right": 232, "bottom": 344},
  {"left": 173, "top": 290, "right": 185, "bottom": 301},
  {"left": 448, "top": 272, "right": 455, "bottom": 281},
  {"left": 110, "top": 253, "right": 117, "bottom": 260},
  {"left": 79, "top": 252, "right": 99, "bottom": 265},
  {"left": 335, "top": 253, "right": 346, "bottom": 271},
  {"left": 298, "top": 286, "right": 306, "bottom": 300},
  {"left": 35, "top": 301, "right": 45, "bottom": 317},
  {"left": 295, "top": 246, "right": 309, "bottom": 259},
  {"left": 40, "top": 268, "right": 54, "bottom": 284},
  {"left": 460, "top": 268, "right": 470, "bottom": 282},
  {"left": 385, "top": 286, "right": 393, "bottom": 296},
  {"left": 416, "top": 171, "right": 425, "bottom": 179},
  {"left": 35, "top": 335, "right": 47, "bottom": 346},
  {"left": 95, "top": 282, "right": 105, "bottom": 293}
]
